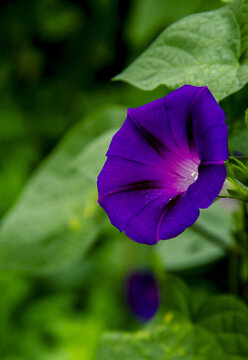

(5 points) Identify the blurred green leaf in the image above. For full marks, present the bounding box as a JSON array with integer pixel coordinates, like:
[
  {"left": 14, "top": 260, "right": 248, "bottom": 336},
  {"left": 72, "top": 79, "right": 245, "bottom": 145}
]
[
  {"left": 98, "top": 316, "right": 221, "bottom": 360},
  {"left": 115, "top": 0, "right": 248, "bottom": 101},
  {"left": 231, "top": 129, "right": 248, "bottom": 154},
  {"left": 197, "top": 295, "right": 248, "bottom": 357},
  {"left": 126, "top": 0, "right": 222, "bottom": 49},
  {"left": 0, "top": 273, "right": 31, "bottom": 358},
  {"left": 161, "top": 274, "right": 192, "bottom": 318},
  {"left": 0, "top": 100, "right": 38, "bottom": 217},
  {"left": 155, "top": 201, "right": 234, "bottom": 271},
  {"left": 126, "top": 0, "right": 202, "bottom": 48},
  {"left": 0, "top": 105, "right": 125, "bottom": 273},
  {"left": 22, "top": 294, "right": 104, "bottom": 360},
  {"left": 36, "top": 0, "right": 83, "bottom": 41},
  {"left": 160, "top": 275, "right": 218, "bottom": 319},
  {"left": 69, "top": 128, "right": 117, "bottom": 182},
  {"left": 98, "top": 295, "right": 248, "bottom": 360},
  {"left": 245, "top": 108, "right": 248, "bottom": 127}
]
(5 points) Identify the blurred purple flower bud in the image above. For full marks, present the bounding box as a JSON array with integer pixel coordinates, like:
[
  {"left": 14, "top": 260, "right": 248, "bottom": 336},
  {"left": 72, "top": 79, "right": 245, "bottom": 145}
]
[{"left": 126, "top": 271, "right": 160, "bottom": 321}]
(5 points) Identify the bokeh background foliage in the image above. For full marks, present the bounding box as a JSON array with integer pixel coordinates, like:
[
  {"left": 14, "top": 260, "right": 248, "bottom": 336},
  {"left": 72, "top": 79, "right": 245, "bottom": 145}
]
[{"left": 0, "top": 0, "right": 248, "bottom": 359}]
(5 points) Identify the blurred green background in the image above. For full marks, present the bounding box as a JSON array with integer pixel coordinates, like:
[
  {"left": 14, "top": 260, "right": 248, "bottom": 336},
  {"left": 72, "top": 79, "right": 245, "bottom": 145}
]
[{"left": 1, "top": 0, "right": 247, "bottom": 359}]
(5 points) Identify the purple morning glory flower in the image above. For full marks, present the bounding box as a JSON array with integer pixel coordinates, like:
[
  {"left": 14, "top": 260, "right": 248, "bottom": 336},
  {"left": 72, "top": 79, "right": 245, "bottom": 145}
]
[
  {"left": 97, "top": 85, "right": 228, "bottom": 245},
  {"left": 126, "top": 271, "right": 160, "bottom": 321}
]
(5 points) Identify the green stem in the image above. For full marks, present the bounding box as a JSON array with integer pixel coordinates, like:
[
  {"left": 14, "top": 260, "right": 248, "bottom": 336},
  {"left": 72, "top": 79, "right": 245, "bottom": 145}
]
[
  {"left": 191, "top": 223, "right": 238, "bottom": 254},
  {"left": 242, "top": 203, "right": 248, "bottom": 301},
  {"left": 229, "top": 250, "right": 239, "bottom": 295},
  {"left": 235, "top": 155, "right": 248, "bottom": 161},
  {"left": 218, "top": 194, "right": 248, "bottom": 202},
  {"left": 218, "top": 195, "right": 237, "bottom": 200}
]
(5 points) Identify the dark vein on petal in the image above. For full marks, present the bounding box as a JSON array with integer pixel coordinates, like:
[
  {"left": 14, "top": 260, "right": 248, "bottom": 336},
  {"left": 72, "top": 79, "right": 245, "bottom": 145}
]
[
  {"left": 164, "top": 103, "right": 184, "bottom": 153},
  {"left": 127, "top": 110, "right": 200, "bottom": 178},
  {"left": 98, "top": 180, "right": 176, "bottom": 203},
  {"left": 186, "top": 113, "right": 195, "bottom": 150},
  {"left": 127, "top": 113, "right": 167, "bottom": 160},
  {"left": 155, "top": 194, "right": 182, "bottom": 242},
  {"left": 106, "top": 154, "right": 162, "bottom": 169},
  {"left": 123, "top": 193, "right": 175, "bottom": 235},
  {"left": 191, "top": 86, "right": 207, "bottom": 112},
  {"left": 107, "top": 153, "right": 189, "bottom": 181},
  {"left": 187, "top": 86, "right": 207, "bottom": 150},
  {"left": 200, "top": 160, "right": 224, "bottom": 166}
]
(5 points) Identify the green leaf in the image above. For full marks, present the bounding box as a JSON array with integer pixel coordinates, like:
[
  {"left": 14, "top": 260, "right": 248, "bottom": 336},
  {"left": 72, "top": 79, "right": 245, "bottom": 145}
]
[
  {"left": 161, "top": 274, "right": 192, "bottom": 318},
  {"left": 227, "top": 156, "right": 248, "bottom": 185},
  {"left": 98, "top": 317, "right": 222, "bottom": 360},
  {"left": 0, "top": 105, "right": 126, "bottom": 273},
  {"left": 36, "top": 0, "right": 83, "bottom": 41},
  {"left": 98, "top": 295, "right": 248, "bottom": 360},
  {"left": 155, "top": 201, "right": 234, "bottom": 271},
  {"left": 197, "top": 295, "right": 248, "bottom": 358},
  {"left": 226, "top": 157, "right": 248, "bottom": 200},
  {"left": 115, "top": 0, "right": 248, "bottom": 101},
  {"left": 230, "top": 128, "right": 248, "bottom": 154}
]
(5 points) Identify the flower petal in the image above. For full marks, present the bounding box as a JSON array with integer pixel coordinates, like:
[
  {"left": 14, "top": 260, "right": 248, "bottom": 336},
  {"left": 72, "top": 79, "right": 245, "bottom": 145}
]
[
  {"left": 100, "top": 189, "right": 170, "bottom": 234},
  {"left": 192, "top": 87, "right": 228, "bottom": 161},
  {"left": 124, "top": 195, "right": 174, "bottom": 244},
  {"left": 127, "top": 85, "right": 201, "bottom": 156},
  {"left": 188, "top": 164, "right": 227, "bottom": 209},
  {"left": 97, "top": 85, "right": 228, "bottom": 245},
  {"left": 98, "top": 156, "right": 177, "bottom": 200},
  {"left": 159, "top": 192, "right": 200, "bottom": 240},
  {"left": 98, "top": 156, "right": 177, "bottom": 233},
  {"left": 106, "top": 115, "right": 165, "bottom": 167},
  {"left": 124, "top": 191, "right": 200, "bottom": 244}
]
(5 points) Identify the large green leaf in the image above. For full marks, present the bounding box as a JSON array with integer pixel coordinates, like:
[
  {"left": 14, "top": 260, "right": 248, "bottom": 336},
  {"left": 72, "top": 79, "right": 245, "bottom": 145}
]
[
  {"left": 98, "top": 295, "right": 248, "bottom": 360},
  {"left": 115, "top": 0, "right": 248, "bottom": 101},
  {"left": 155, "top": 201, "right": 235, "bottom": 271},
  {"left": 0, "top": 105, "right": 125, "bottom": 273}
]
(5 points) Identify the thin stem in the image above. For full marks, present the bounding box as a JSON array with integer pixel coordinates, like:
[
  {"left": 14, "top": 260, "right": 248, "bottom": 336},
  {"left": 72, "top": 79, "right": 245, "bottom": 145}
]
[
  {"left": 218, "top": 195, "right": 237, "bottom": 200},
  {"left": 191, "top": 223, "right": 238, "bottom": 254},
  {"left": 193, "top": 221, "right": 241, "bottom": 295},
  {"left": 235, "top": 155, "right": 248, "bottom": 161},
  {"left": 229, "top": 250, "right": 239, "bottom": 295},
  {"left": 242, "top": 202, "right": 248, "bottom": 301},
  {"left": 218, "top": 195, "right": 248, "bottom": 202}
]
